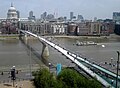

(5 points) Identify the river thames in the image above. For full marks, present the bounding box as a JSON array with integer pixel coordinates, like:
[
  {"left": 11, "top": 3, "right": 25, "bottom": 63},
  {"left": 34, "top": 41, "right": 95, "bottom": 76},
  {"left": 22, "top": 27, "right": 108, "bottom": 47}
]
[{"left": 0, "top": 35, "right": 120, "bottom": 73}]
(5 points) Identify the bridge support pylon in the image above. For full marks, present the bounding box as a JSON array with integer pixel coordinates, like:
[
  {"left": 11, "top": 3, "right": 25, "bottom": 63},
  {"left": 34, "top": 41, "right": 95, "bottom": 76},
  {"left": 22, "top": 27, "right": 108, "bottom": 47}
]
[
  {"left": 41, "top": 43, "right": 49, "bottom": 58},
  {"left": 24, "top": 33, "right": 28, "bottom": 44}
]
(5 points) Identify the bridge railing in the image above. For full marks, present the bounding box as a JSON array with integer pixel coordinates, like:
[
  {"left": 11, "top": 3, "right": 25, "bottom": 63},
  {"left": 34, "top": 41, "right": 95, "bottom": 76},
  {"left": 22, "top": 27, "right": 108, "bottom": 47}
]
[{"left": 69, "top": 52, "right": 120, "bottom": 81}]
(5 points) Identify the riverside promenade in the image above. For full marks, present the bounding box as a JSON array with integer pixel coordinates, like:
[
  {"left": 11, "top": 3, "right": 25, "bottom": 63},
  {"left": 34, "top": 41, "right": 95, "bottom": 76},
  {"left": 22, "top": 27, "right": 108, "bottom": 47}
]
[{"left": 0, "top": 80, "right": 35, "bottom": 88}]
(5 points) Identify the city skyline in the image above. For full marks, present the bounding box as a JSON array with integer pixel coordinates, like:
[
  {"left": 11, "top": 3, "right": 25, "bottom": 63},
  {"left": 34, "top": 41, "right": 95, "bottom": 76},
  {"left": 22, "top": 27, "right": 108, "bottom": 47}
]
[{"left": 0, "top": 0, "right": 120, "bottom": 20}]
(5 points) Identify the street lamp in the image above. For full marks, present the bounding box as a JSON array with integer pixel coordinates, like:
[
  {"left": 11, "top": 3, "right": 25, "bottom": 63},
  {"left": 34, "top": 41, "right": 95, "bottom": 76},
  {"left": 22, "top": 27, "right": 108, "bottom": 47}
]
[
  {"left": 29, "top": 46, "right": 32, "bottom": 79},
  {"left": 111, "top": 58, "right": 114, "bottom": 67},
  {"left": 48, "top": 63, "right": 51, "bottom": 72},
  {"left": 116, "top": 51, "right": 120, "bottom": 88}
]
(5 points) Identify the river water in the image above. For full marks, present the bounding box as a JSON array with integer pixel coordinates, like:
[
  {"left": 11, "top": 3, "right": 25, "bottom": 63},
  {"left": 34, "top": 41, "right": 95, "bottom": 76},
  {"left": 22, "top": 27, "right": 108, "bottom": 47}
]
[{"left": 0, "top": 35, "right": 120, "bottom": 73}]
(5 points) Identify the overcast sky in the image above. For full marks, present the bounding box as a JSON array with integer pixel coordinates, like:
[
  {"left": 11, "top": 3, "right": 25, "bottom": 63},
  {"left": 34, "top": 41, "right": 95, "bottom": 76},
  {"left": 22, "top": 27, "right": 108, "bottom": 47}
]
[{"left": 0, "top": 0, "right": 120, "bottom": 20}]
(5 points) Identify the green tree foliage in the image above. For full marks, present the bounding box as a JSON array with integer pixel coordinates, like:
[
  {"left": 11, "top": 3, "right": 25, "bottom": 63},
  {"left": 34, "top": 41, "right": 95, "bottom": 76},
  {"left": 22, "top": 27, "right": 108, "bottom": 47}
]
[
  {"left": 33, "top": 68, "right": 57, "bottom": 88},
  {"left": 57, "top": 68, "right": 102, "bottom": 88},
  {"left": 33, "top": 68, "right": 102, "bottom": 88}
]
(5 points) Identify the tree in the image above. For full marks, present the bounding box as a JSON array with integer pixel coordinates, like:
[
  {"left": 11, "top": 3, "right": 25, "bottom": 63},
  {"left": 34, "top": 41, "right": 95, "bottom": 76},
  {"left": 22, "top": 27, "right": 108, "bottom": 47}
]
[
  {"left": 33, "top": 68, "right": 102, "bottom": 88},
  {"left": 57, "top": 68, "right": 102, "bottom": 88},
  {"left": 33, "top": 68, "right": 56, "bottom": 88}
]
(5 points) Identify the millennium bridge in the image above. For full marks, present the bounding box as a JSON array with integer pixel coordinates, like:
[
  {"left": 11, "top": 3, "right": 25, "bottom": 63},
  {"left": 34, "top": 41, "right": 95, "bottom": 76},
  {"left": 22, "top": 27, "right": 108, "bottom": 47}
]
[{"left": 19, "top": 30, "right": 120, "bottom": 88}]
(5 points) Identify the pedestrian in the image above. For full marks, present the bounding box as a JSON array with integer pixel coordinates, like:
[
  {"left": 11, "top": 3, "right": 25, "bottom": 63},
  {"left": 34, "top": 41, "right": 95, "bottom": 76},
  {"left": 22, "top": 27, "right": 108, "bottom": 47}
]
[
  {"left": 15, "top": 83, "right": 18, "bottom": 88},
  {"left": 111, "top": 80, "right": 114, "bottom": 84},
  {"left": 1, "top": 72, "right": 3, "bottom": 75}
]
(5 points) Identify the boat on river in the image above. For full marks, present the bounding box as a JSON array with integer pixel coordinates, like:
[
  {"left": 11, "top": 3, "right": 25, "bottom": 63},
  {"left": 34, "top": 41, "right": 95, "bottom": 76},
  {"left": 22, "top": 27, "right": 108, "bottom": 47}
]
[{"left": 76, "top": 40, "right": 97, "bottom": 46}]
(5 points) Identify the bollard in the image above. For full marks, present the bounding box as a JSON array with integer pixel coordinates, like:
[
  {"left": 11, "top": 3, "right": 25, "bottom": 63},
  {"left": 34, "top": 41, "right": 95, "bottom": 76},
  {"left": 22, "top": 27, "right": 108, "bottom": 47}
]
[
  {"left": 16, "top": 70, "right": 18, "bottom": 74},
  {"left": 15, "top": 83, "right": 18, "bottom": 88},
  {"left": 1, "top": 72, "right": 3, "bottom": 75},
  {"left": 105, "top": 62, "right": 107, "bottom": 64}
]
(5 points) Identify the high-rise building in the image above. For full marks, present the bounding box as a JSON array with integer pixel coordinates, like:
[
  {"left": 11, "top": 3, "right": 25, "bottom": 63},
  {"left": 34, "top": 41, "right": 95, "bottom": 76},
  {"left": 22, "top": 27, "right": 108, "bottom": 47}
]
[
  {"left": 46, "top": 14, "right": 54, "bottom": 20},
  {"left": 94, "top": 17, "right": 97, "bottom": 22},
  {"left": 28, "top": 11, "right": 35, "bottom": 21},
  {"left": 77, "top": 15, "right": 84, "bottom": 21},
  {"left": 113, "top": 12, "right": 120, "bottom": 23},
  {"left": 43, "top": 12, "right": 47, "bottom": 19},
  {"left": 70, "top": 12, "right": 74, "bottom": 20},
  {"left": 16, "top": 11, "right": 20, "bottom": 18},
  {"left": 29, "top": 11, "right": 33, "bottom": 18},
  {"left": 41, "top": 12, "right": 47, "bottom": 19}
]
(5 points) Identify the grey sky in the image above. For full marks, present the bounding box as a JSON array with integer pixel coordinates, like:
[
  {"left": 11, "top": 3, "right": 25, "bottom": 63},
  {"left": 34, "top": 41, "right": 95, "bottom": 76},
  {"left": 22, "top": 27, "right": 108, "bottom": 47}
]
[{"left": 0, "top": 0, "right": 120, "bottom": 20}]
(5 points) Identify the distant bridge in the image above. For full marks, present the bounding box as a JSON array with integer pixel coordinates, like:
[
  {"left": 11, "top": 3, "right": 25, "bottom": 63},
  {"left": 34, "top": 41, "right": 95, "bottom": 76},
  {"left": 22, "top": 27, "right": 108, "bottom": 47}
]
[{"left": 19, "top": 30, "right": 120, "bottom": 88}]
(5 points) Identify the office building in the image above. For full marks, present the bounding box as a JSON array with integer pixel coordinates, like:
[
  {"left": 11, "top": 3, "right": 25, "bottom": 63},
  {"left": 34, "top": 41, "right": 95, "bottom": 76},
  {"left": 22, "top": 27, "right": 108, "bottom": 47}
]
[
  {"left": 29, "top": 11, "right": 33, "bottom": 18},
  {"left": 16, "top": 11, "right": 20, "bottom": 18},
  {"left": 28, "top": 11, "right": 36, "bottom": 21},
  {"left": 41, "top": 12, "right": 47, "bottom": 19},
  {"left": 77, "top": 15, "right": 84, "bottom": 21},
  {"left": 46, "top": 14, "right": 54, "bottom": 20},
  {"left": 70, "top": 12, "right": 74, "bottom": 20},
  {"left": 113, "top": 12, "right": 120, "bottom": 23}
]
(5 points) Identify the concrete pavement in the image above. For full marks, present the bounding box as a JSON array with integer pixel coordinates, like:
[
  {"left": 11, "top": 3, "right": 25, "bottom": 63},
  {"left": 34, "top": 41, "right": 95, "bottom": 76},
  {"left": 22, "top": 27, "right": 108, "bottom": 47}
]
[{"left": 0, "top": 80, "right": 35, "bottom": 88}]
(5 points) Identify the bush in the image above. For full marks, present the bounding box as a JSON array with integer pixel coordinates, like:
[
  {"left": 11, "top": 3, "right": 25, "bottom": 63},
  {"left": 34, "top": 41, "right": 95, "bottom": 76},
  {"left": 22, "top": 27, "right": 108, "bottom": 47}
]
[
  {"left": 33, "top": 68, "right": 56, "bottom": 88},
  {"left": 33, "top": 68, "right": 102, "bottom": 88},
  {"left": 57, "top": 68, "right": 102, "bottom": 88}
]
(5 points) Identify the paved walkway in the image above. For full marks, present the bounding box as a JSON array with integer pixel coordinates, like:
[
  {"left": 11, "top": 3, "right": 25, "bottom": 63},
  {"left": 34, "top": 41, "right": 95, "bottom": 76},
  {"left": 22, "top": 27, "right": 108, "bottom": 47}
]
[{"left": 0, "top": 80, "right": 35, "bottom": 88}]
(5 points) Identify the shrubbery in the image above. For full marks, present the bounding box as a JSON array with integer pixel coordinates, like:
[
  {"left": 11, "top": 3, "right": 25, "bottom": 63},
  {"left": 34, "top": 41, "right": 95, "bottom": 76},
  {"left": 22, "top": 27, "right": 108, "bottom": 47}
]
[{"left": 33, "top": 68, "right": 102, "bottom": 88}]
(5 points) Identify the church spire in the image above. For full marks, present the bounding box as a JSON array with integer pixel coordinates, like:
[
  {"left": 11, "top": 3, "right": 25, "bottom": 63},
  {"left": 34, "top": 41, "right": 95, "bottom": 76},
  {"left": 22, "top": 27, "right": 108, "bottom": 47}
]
[{"left": 11, "top": 2, "right": 13, "bottom": 7}]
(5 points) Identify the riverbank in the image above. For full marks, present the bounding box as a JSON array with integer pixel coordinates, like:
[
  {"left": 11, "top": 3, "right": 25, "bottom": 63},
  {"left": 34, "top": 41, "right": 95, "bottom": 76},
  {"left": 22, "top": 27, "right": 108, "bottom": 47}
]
[
  {"left": 0, "top": 34, "right": 120, "bottom": 40},
  {"left": 0, "top": 34, "right": 38, "bottom": 40},
  {"left": 0, "top": 34, "right": 19, "bottom": 40},
  {"left": 44, "top": 34, "right": 120, "bottom": 40}
]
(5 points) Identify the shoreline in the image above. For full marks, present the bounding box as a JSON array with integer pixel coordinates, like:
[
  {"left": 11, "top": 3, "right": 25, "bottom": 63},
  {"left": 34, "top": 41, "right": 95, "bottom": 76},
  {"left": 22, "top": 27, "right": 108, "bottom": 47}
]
[
  {"left": 39, "top": 34, "right": 120, "bottom": 40},
  {"left": 0, "top": 34, "right": 19, "bottom": 40},
  {"left": 0, "top": 34, "right": 120, "bottom": 40}
]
